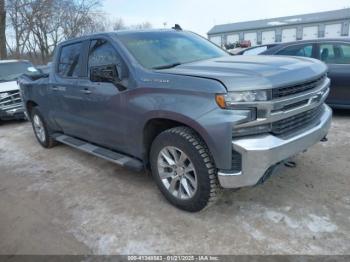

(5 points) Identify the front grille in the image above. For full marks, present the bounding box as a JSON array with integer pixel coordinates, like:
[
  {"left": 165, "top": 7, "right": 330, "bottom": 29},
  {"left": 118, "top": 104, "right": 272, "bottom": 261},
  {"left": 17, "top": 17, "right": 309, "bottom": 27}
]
[
  {"left": 271, "top": 105, "right": 324, "bottom": 135},
  {"left": 272, "top": 74, "right": 326, "bottom": 99},
  {"left": 0, "top": 90, "right": 22, "bottom": 109},
  {"left": 231, "top": 150, "right": 242, "bottom": 172}
]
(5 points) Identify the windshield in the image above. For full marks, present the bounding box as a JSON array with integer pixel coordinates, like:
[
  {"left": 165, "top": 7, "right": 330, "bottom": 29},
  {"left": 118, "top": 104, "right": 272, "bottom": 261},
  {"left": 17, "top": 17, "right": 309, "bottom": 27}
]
[
  {"left": 117, "top": 31, "right": 228, "bottom": 69},
  {"left": 0, "top": 62, "right": 37, "bottom": 82}
]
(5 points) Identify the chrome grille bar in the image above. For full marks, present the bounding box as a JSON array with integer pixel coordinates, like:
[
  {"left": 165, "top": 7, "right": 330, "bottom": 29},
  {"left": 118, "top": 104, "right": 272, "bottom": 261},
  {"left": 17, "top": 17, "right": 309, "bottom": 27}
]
[
  {"left": 271, "top": 105, "right": 324, "bottom": 135},
  {"left": 0, "top": 90, "right": 23, "bottom": 109},
  {"left": 272, "top": 74, "right": 327, "bottom": 98}
]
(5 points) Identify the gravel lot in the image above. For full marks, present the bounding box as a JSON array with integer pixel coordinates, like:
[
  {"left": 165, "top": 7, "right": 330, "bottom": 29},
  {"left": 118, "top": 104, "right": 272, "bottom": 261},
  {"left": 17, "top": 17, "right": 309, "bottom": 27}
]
[{"left": 0, "top": 110, "right": 349, "bottom": 255}]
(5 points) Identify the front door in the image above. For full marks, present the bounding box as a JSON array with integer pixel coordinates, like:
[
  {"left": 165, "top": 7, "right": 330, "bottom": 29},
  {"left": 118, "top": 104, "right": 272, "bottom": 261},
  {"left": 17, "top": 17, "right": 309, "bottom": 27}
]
[{"left": 74, "top": 38, "right": 129, "bottom": 152}]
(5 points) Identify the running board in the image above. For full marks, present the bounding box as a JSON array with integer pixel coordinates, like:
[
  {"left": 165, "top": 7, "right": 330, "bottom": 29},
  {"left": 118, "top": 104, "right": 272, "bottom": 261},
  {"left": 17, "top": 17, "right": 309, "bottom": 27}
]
[{"left": 53, "top": 134, "right": 144, "bottom": 172}]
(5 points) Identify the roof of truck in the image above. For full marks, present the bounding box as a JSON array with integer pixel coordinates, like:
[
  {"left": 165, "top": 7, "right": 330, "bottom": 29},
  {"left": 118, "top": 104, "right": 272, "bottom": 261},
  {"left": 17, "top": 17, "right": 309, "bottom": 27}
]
[
  {"left": 114, "top": 29, "right": 179, "bottom": 35},
  {"left": 58, "top": 29, "right": 188, "bottom": 46}
]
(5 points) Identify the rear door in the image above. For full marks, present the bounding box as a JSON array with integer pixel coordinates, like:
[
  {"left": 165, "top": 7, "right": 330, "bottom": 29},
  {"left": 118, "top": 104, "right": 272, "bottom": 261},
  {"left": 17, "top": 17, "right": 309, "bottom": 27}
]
[
  {"left": 317, "top": 42, "right": 350, "bottom": 106},
  {"left": 52, "top": 41, "right": 92, "bottom": 140}
]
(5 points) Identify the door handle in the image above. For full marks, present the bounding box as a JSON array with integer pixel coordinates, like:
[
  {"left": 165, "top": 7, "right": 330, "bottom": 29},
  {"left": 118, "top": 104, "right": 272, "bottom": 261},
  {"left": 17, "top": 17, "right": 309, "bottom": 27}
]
[
  {"left": 51, "top": 86, "right": 59, "bottom": 91},
  {"left": 80, "top": 89, "right": 92, "bottom": 95}
]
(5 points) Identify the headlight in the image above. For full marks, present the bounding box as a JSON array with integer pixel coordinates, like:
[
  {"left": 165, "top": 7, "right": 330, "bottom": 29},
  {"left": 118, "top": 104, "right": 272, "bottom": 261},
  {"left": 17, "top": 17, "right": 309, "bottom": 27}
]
[
  {"left": 0, "top": 92, "right": 9, "bottom": 100},
  {"left": 216, "top": 90, "right": 270, "bottom": 109}
]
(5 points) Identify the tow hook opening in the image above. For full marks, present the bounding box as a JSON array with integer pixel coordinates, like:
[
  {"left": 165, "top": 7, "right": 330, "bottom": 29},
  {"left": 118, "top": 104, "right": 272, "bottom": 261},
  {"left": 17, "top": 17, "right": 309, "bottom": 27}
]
[
  {"left": 255, "top": 165, "right": 278, "bottom": 186},
  {"left": 284, "top": 161, "right": 297, "bottom": 168},
  {"left": 321, "top": 136, "right": 328, "bottom": 142}
]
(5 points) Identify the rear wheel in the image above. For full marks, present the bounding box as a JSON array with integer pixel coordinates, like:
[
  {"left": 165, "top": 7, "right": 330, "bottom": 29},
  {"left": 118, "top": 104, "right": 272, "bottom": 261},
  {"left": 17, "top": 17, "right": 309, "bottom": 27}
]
[
  {"left": 150, "top": 126, "right": 220, "bottom": 212},
  {"left": 31, "top": 107, "right": 57, "bottom": 148}
]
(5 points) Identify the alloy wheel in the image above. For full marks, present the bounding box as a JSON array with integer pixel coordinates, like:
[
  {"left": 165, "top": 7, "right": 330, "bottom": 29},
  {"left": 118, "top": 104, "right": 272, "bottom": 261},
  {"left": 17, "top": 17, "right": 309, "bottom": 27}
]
[
  {"left": 33, "top": 114, "right": 46, "bottom": 143},
  {"left": 157, "top": 146, "right": 198, "bottom": 199}
]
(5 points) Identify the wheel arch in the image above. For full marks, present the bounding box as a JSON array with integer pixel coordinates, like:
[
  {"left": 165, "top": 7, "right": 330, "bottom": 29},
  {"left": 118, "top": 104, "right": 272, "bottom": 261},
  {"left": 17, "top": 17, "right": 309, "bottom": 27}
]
[
  {"left": 26, "top": 100, "right": 38, "bottom": 120},
  {"left": 142, "top": 114, "right": 215, "bottom": 168}
]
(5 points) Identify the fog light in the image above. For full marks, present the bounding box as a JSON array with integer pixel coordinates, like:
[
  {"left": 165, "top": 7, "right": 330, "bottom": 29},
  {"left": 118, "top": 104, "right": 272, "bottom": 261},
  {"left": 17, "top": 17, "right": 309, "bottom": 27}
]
[{"left": 233, "top": 124, "right": 271, "bottom": 137}]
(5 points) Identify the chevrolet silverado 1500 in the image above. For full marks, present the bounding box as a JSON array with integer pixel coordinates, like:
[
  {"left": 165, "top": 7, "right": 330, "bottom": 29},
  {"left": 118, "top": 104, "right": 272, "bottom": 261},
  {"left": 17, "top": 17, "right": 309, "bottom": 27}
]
[{"left": 19, "top": 29, "right": 332, "bottom": 211}]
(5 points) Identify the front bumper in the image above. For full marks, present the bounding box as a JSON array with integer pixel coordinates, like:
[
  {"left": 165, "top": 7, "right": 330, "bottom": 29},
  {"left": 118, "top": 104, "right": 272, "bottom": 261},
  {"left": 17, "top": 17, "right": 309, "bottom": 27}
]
[
  {"left": 0, "top": 104, "right": 26, "bottom": 120},
  {"left": 218, "top": 104, "right": 332, "bottom": 188}
]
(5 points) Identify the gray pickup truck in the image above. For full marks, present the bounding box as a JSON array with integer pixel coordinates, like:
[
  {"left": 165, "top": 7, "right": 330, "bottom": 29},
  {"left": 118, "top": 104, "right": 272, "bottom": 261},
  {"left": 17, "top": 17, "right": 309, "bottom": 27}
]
[{"left": 19, "top": 29, "right": 332, "bottom": 211}]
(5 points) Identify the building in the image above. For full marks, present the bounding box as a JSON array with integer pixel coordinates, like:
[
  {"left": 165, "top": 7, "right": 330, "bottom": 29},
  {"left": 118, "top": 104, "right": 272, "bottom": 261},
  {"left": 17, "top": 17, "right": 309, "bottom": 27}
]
[{"left": 207, "top": 8, "right": 350, "bottom": 47}]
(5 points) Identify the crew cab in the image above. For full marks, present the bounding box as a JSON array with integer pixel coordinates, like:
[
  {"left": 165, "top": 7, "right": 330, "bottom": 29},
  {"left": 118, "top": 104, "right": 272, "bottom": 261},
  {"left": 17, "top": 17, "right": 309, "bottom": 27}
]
[
  {"left": 19, "top": 30, "right": 332, "bottom": 211},
  {"left": 0, "top": 60, "right": 38, "bottom": 121}
]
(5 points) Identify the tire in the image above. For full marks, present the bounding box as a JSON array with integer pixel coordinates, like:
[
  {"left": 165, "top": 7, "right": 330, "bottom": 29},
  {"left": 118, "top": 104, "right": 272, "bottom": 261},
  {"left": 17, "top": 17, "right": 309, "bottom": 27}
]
[
  {"left": 150, "top": 126, "right": 220, "bottom": 212},
  {"left": 30, "top": 107, "right": 57, "bottom": 148}
]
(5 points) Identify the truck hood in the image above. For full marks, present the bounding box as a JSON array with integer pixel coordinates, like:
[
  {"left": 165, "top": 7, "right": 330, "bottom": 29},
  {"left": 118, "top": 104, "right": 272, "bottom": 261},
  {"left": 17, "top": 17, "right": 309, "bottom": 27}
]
[
  {"left": 0, "top": 81, "right": 19, "bottom": 93},
  {"left": 159, "top": 55, "right": 327, "bottom": 91}
]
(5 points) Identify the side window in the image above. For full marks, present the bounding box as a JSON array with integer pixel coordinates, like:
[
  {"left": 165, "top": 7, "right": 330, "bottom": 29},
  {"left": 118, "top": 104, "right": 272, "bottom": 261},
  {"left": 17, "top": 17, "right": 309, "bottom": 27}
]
[
  {"left": 243, "top": 46, "right": 268, "bottom": 55},
  {"left": 320, "top": 43, "right": 350, "bottom": 64},
  {"left": 319, "top": 44, "right": 334, "bottom": 63},
  {"left": 88, "top": 39, "right": 121, "bottom": 68},
  {"left": 58, "top": 42, "right": 82, "bottom": 77},
  {"left": 277, "top": 44, "right": 313, "bottom": 57}
]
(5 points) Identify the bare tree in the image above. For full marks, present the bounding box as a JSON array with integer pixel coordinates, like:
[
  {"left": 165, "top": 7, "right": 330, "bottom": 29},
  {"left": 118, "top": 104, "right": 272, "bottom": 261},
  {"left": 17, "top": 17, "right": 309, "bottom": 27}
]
[
  {"left": 59, "top": 0, "right": 102, "bottom": 39},
  {"left": 5, "top": 0, "right": 153, "bottom": 63},
  {"left": 88, "top": 13, "right": 112, "bottom": 33},
  {"left": 130, "top": 21, "right": 152, "bottom": 30},
  {"left": 113, "top": 18, "right": 153, "bottom": 31},
  {"left": 6, "top": 0, "right": 102, "bottom": 63},
  {"left": 6, "top": 0, "right": 35, "bottom": 58},
  {"left": 0, "top": 0, "right": 6, "bottom": 59},
  {"left": 113, "top": 18, "right": 125, "bottom": 31}
]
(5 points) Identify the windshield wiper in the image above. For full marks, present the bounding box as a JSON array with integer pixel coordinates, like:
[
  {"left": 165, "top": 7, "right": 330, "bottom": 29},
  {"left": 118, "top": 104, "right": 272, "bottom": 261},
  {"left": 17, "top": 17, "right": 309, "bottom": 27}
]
[{"left": 152, "top": 62, "right": 182, "bottom": 70}]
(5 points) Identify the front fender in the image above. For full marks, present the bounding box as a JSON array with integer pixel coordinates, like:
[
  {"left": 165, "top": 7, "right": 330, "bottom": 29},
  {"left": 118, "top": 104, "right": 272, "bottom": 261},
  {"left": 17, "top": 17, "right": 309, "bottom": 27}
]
[
  {"left": 122, "top": 86, "right": 248, "bottom": 170},
  {"left": 139, "top": 108, "right": 249, "bottom": 170}
]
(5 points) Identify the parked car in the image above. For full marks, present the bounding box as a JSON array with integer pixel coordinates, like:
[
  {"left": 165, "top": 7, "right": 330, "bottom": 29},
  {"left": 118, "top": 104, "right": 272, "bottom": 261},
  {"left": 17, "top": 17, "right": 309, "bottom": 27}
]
[
  {"left": 0, "top": 60, "right": 39, "bottom": 121},
  {"left": 19, "top": 30, "right": 331, "bottom": 211},
  {"left": 261, "top": 39, "right": 350, "bottom": 108},
  {"left": 236, "top": 43, "right": 280, "bottom": 55}
]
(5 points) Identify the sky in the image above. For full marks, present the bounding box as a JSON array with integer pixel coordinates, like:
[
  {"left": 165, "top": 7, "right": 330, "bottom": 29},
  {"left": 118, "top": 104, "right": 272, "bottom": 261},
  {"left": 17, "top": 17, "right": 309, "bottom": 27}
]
[{"left": 102, "top": 0, "right": 350, "bottom": 36}]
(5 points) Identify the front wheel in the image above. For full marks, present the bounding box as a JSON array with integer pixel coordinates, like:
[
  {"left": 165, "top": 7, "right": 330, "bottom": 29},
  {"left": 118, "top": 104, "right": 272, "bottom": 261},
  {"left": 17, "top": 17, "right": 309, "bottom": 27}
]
[{"left": 150, "top": 126, "right": 220, "bottom": 212}]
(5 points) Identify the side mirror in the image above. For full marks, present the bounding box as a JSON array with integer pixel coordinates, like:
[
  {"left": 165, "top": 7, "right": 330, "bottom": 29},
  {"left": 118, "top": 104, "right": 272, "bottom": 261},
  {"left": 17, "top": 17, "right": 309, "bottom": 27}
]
[
  {"left": 90, "top": 64, "right": 119, "bottom": 83},
  {"left": 27, "top": 66, "right": 38, "bottom": 73},
  {"left": 90, "top": 64, "right": 127, "bottom": 91}
]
